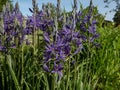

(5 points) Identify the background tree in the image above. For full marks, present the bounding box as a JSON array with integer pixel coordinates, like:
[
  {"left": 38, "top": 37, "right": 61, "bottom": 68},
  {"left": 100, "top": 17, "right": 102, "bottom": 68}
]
[
  {"left": 104, "top": 0, "right": 120, "bottom": 26},
  {"left": 104, "top": 0, "right": 120, "bottom": 10},
  {"left": 0, "top": 0, "right": 12, "bottom": 12},
  {"left": 113, "top": 10, "right": 120, "bottom": 26}
]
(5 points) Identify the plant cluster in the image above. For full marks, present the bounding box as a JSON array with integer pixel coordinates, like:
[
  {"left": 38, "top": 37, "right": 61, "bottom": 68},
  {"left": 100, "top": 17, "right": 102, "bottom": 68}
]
[{"left": 0, "top": 0, "right": 99, "bottom": 79}]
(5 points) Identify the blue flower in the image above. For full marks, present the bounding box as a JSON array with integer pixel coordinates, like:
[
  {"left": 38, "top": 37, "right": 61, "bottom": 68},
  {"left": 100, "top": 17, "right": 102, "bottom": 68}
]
[
  {"left": 43, "top": 64, "right": 50, "bottom": 72},
  {"left": 88, "top": 25, "right": 96, "bottom": 34},
  {"left": 43, "top": 32, "right": 50, "bottom": 43},
  {"left": 0, "top": 46, "right": 7, "bottom": 52},
  {"left": 51, "top": 63, "right": 63, "bottom": 81}
]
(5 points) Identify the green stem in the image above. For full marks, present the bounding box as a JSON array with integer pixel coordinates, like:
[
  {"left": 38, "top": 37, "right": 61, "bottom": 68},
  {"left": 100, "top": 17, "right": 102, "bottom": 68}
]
[
  {"left": 73, "top": 56, "right": 77, "bottom": 90},
  {"left": 1, "top": 71, "right": 4, "bottom": 90},
  {"left": 3, "top": 54, "right": 7, "bottom": 90},
  {"left": 7, "top": 55, "right": 20, "bottom": 90},
  {"left": 21, "top": 46, "right": 24, "bottom": 89},
  {"left": 66, "top": 60, "right": 70, "bottom": 90},
  {"left": 51, "top": 75, "right": 55, "bottom": 90}
]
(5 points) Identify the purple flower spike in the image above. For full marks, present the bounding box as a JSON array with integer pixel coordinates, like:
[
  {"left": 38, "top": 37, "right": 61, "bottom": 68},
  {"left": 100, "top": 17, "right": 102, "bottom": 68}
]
[
  {"left": 58, "top": 50, "right": 66, "bottom": 60},
  {"left": 71, "top": 60, "right": 76, "bottom": 65},
  {"left": 26, "top": 39, "right": 31, "bottom": 45},
  {"left": 74, "top": 44, "right": 83, "bottom": 55},
  {"left": 79, "top": 35, "right": 86, "bottom": 41},
  {"left": 57, "top": 71, "right": 63, "bottom": 81},
  {"left": 90, "top": 37, "right": 95, "bottom": 42},
  {"left": 88, "top": 25, "right": 96, "bottom": 34},
  {"left": 43, "top": 32, "right": 50, "bottom": 43},
  {"left": 0, "top": 46, "right": 6, "bottom": 52},
  {"left": 11, "top": 44, "right": 16, "bottom": 48},
  {"left": 76, "top": 39, "right": 82, "bottom": 46},
  {"left": 56, "top": 36, "right": 64, "bottom": 47},
  {"left": 44, "top": 51, "right": 51, "bottom": 62},
  {"left": 64, "top": 44, "right": 71, "bottom": 55},
  {"left": 80, "top": 23, "right": 86, "bottom": 32},
  {"left": 38, "top": 10, "right": 45, "bottom": 17},
  {"left": 45, "top": 44, "right": 54, "bottom": 54},
  {"left": 0, "top": 46, "right": 4, "bottom": 51},
  {"left": 94, "top": 43, "right": 101, "bottom": 48},
  {"left": 43, "top": 64, "right": 50, "bottom": 72},
  {"left": 93, "top": 34, "right": 99, "bottom": 38},
  {"left": 6, "top": 36, "right": 12, "bottom": 42},
  {"left": 78, "top": 11, "right": 82, "bottom": 16},
  {"left": 51, "top": 63, "right": 63, "bottom": 81},
  {"left": 24, "top": 28, "right": 32, "bottom": 35},
  {"left": 92, "top": 20, "right": 97, "bottom": 25}
]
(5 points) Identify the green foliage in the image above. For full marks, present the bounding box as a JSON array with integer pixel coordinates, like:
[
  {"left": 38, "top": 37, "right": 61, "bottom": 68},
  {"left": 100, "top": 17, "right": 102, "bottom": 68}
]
[
  {"left": 91, "top": 27, "right": 120, "bottom": 89},
  {"left": 113, "top": 10, "right": 120, "bottom": 26},
  {"left": 0, "top": 0, "right": 12, "bottom": 12},
  {"left": 102, "top": 20, "right": 114, "bottom": 28}
]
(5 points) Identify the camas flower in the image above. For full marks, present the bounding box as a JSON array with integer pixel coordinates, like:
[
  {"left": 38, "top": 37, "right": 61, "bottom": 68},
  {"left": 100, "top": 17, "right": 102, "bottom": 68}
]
[{"left": 51, "top": 63, "right": 63, "bottom": 81}]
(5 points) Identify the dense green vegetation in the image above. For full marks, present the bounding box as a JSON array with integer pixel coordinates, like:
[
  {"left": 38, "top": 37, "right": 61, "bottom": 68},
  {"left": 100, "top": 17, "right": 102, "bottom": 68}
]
[
  {"left": 0, "top": 0, "right": 12, "bottom": 12},
  {"left": 113, "top": 10, "right": 120, "bottom": 26}
]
